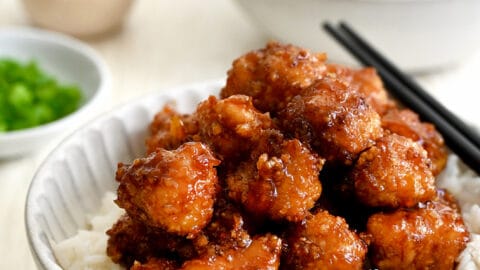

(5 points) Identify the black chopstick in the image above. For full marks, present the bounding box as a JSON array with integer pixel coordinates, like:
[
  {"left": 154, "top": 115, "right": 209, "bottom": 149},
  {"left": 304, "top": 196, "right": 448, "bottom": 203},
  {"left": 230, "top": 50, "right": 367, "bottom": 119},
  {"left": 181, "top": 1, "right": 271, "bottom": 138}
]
[
  {"left": 323, "top": 21, "right": 480, "bottom": 175},
  {"left": 337, "top": 22, "right": 480, "bottom": 150}
]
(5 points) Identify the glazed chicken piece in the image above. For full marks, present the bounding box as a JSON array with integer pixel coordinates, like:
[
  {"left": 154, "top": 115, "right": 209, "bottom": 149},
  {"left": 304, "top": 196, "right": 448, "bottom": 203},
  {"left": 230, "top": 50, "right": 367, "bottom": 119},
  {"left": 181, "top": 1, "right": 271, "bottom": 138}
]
[
  {"left": 107, "top": 41, "right": 469, "bottom": 270},
  {"left": 366, "top": 193, "right": 469, "bottom": 270},
  {"left": 115, "top": 142, "right": 220, "bottom": 237},
  {"left": 180, "top": 234, "right": 282, "bottom": 270},
  {"left": 352, "top": 134, "right": 436, "bottom": 208},
  {"left": 199, "top": 195, "right": 252, "bottom": 250},
  {"left": 145, "top": 105, "right": 198, "bottom": 153},
  {"left": 227, "top": 138, "right": 324, "bottom": 222},
  {"left": 326, "top": 64, "right": 395, "bottom": 115},
  {"left": 130, "top": 257, "right": 178, "bottom": 270},
  {"left": 283, "top": 210, "right": 367, "bottom": 270},
  {"left": 280, "top": 77, "right": 383, "bottom": 164},
  {"left": 190, "top": 196, "right": 278, "bottom": 269},
  {"left": 220, "top": 41, "right": 327, "bottom": 113},
  {"left": 106, "top": 214, "right": 196, "bottom": 268},
  {"left": 194, "top": 95, "right": 275, "bottom": 163},
  {"left": 382, "top": 108, "right": 448, "bottom": 175}
]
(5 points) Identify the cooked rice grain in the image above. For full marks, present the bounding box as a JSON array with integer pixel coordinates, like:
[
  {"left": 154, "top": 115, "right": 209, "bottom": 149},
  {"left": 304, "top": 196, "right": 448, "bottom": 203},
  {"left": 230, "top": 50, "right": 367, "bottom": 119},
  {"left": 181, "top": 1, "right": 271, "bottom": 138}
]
[
  {"left": 438, "top": 155, "right": 480, "bottom": 270},
  {"left": 52, "top": 192, "right": 124, "bottom": 270}
]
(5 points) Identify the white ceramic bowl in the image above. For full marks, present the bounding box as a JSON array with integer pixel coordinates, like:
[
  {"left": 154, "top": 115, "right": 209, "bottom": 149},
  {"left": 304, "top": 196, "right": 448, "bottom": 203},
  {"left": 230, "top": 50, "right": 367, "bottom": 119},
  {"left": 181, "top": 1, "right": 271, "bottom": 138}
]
[
  {"left": 24, "top": 80, "right": 480, "bottom": 269},
  {"left": 0, "top": 27, "right": 110, "bottom": 158},
  {"left": 234, "top": 0, "right": 480, "bottom": 71},
  {"left": 22, "top": 0, "right": 135, "bottom": 38},
  {"left": 25, "top": 81, "right": 221, "bottom": 270}
]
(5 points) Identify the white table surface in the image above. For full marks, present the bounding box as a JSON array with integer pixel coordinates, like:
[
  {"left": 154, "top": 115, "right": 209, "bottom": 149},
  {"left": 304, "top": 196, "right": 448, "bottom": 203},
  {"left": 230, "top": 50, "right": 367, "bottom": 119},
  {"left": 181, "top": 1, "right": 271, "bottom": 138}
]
[{"left": 1, "top": 1, "right": 479, "bottom": 269}]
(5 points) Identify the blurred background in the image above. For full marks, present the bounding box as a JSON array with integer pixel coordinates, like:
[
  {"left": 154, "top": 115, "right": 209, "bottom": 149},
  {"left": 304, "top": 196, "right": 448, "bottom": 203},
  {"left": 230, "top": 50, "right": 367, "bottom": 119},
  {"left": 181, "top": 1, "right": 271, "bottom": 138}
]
[
  {"left": 1, "top": 0, "right": 479, "bottom": 268},
  {"left": 1, "top": 1, "right": 266, "bottom": 269}
]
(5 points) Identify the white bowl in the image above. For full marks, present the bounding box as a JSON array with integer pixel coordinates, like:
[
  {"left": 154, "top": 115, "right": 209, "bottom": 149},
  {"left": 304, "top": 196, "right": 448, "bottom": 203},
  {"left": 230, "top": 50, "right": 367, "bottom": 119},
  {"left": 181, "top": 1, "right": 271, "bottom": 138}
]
[
  {"left": 24, "top": 80, "right": 480, "bottom": 269},
  {"left": 25, "top": 81, "right": 221, "bottom": 270},
  {"left": 0, "top": 27, "right": 110, "bottom": 158},
  {"left": 22, "top": 0, "right": 135, "bottom": 38},
  {"left": 234, "top": 0, "right": 480, "bottom": 71}
]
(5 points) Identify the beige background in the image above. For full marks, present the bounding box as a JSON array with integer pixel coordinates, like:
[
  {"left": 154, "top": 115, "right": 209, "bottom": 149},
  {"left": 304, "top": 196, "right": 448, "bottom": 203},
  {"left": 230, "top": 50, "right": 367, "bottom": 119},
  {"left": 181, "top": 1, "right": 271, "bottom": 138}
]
[{"left": 1, "top": 0, "right": 479, "bottom": 269}]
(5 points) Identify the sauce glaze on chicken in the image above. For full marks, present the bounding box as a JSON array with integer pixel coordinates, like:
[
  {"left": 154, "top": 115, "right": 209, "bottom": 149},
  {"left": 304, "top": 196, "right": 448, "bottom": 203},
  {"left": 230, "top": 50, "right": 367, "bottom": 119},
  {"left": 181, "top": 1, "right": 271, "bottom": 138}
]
[{"left": 107, "top": 42, "right": 468, "bottom": 269}]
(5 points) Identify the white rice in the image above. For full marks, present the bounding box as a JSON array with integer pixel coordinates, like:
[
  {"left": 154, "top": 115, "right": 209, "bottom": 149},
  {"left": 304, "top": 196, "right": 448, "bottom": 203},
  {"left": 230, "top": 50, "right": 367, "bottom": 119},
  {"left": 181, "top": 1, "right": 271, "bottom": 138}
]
[
  {"left": 52, "top": 155, "right": 480, "bottom": 270},
  {"left": 52, "top": 192, "right": 124, "bottom": 270},
  {"left": 437, "top": 156, "right": 480, "bottom": 270}
]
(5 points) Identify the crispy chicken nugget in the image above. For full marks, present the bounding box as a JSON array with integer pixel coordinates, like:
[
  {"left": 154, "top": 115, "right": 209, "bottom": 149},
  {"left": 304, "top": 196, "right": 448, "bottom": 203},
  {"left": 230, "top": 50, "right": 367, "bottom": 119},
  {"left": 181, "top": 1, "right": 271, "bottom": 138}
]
[
  {"left": 115, "top": 142, "right": 220, "bottom": 237},
  {"left": 180, "top": 234, "right": 282, "bottom": 270},
  {"left": 145, "top": 105, "right": 198, "bottom": 153},
  {"left": 106, "top": 214, "right": 196, "bottom": 268},
  {"left": 352, "top": 134, "right": 436, "bottom": 208},
  {"left": 130, "top": 257, "right": 178, "bottom": 270},
  {"left": 221, "top": 41, "right": 327, "bottom": 113},
  {"left": 367, "top": 194, "right": 469, "bottom": 270},
  {"left": 195, "top": 95, "right": 274, "bottom": 162},
  {"left": 382, "top": 108, "right": 448, "bottom": 176},
  {"left": 280, "top": 77, "right": 383, "bottom": 164},
  {"left": 326, "top": 64, "right": 395, "bottom": 115},
  {"left": 283, "top": 210, "right": 367, "bottom": 270},
  {"left": 227, "top": 138, "right": 324, "bottom": 222}
]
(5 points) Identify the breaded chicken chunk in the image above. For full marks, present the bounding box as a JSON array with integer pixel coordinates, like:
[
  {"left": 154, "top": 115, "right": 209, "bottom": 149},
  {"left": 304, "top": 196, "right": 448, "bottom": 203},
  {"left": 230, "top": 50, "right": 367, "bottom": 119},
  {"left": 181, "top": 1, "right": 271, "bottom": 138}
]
[
  {"left": 382, "top": 108, "right": 448, "bottom": 175},
  {"left": 280, "top": 77, "right": 383, "bottom": 164},
  {"left": 115, "top": 142, "right": 220, "bottom": 237},
  {"left": 200, "top": 195, "right": 252, "bottom": 250},
  {"left": 145, "top": 105, "right": 198, "bottom": 153},
  {"left": 106, "top": 214, "right": 196, "bottom": 268},
  {"left": 130, "top": 257, "right": 178, "bottom": 270},
  {"left": 180, "top": 234, "right": 282, "bottom": 270},
  {"left": 352, "top": 134, "right": 436, "bottom": 208},
  {"left": 227, "top": 138, "right": 324, "bottom": 222},
  {"left": 283, "top": 210, "right": 367, "bottom": 270},
  {"left": 367, "top": 193, "right": 469, "bottom": 270},
  {"left": 194, "top": 95, "right": 274, "bottom": 162},
  {"left": 326, "top": 64, "right": 395, "bottom": 115},
  {"left": 221, "top": 41, "right": 327, "bottom": 113}
]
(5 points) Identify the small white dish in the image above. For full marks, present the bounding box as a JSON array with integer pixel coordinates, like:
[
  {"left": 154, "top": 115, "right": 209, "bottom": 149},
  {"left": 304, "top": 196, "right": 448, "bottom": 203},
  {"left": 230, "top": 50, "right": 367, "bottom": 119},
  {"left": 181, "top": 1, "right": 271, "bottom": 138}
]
[
  {"left": 25, "top": 81, "right": 221, "bottom": 269},
  {"left": 22, "top": 0, "right": 135, "bottom": 38},
  {"left": 0, "top": 27, "right": 111, "bottom": 158}
]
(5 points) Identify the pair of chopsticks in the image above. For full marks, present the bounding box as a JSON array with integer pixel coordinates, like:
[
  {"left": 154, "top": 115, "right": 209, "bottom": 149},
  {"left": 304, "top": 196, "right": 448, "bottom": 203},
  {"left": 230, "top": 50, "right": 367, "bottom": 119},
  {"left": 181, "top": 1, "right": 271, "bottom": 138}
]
[{"left": 324, "top": 22, "right": 480, "bottom": 175}]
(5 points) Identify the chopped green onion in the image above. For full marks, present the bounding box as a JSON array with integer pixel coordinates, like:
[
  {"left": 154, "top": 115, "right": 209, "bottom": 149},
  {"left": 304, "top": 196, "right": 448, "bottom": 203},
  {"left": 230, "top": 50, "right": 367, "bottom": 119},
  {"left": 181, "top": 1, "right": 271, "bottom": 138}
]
[{"left": 0, "top": 58, "right": 83, "bottom": 132}]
